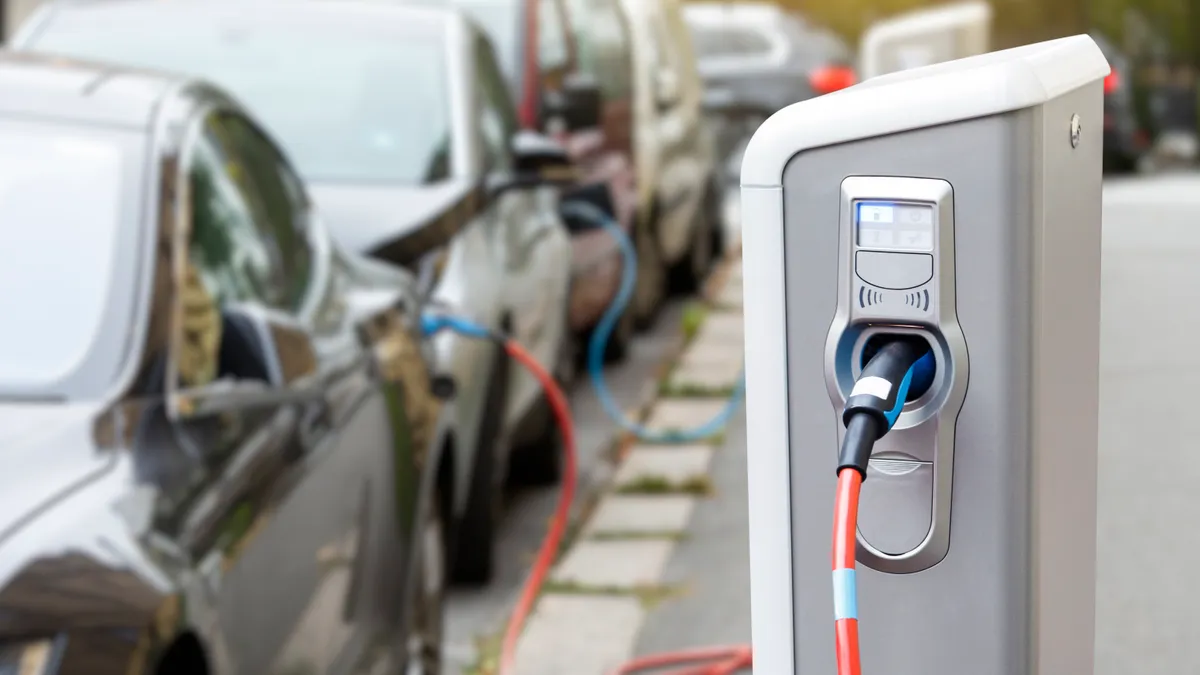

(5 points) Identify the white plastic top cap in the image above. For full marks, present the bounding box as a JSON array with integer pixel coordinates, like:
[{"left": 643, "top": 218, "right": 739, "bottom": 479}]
[{"left": 741, "top": 34, "right": 1110, "bottom": 187}]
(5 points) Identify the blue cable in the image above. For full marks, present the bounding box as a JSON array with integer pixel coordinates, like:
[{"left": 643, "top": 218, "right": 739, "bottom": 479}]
[
  {"left": 420, "top": 313, "right": 494, "bottom": 341},
  {"left": 561, "top": 201, "right": 745, "bottom": 443}
]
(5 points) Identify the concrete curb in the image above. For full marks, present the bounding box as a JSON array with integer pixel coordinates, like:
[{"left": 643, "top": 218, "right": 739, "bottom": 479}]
[{"left": 475, "top": 250, "right": 744, "bottom": 675}]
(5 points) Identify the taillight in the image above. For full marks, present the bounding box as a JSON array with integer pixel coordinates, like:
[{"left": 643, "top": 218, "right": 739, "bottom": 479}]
[
  {"left": 1103, "top": 68, "right": 1119, "bottom": 95},
  {"left": 810, "top": 65, "right": 857, "bottom": 95}
]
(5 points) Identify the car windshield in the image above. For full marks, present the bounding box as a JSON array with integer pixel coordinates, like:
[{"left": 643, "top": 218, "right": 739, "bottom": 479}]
[
  {"left": 0, "top": 117, "right": 145, "bottom": 401},
  {"left": 27, "top": 9, "right": 453, "bottom": 185}
]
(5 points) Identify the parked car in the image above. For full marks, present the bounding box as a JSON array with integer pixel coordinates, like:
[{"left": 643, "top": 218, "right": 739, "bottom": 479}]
[
  {"left": 616, "top": 0, "right": 722, "bottom": 293},
  {"left": 405, "top": 0, "right": 653, "bottom": 346},
  {"left": 562, "top": 0, "right": 668, "bottom": 330},
  {"left": 14, "top": 0, "right": 577, "bottom": 585},
  {"left": 683, "top": 1, "right": 857, "bottom": 161},
  {"left": 1092, "top": 31, "right": 1150, "bottom": 173},
  {"left": 0, "top": 51, "right": 452, "bottom": 674}
]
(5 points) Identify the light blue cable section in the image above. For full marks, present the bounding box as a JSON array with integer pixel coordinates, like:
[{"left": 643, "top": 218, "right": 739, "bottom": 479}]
[
  {"left": 561, "top": 200, "right": 745, "bottom": 443},
  {"left": 831, "top": 568, "right": 858, "bottom": 621}
]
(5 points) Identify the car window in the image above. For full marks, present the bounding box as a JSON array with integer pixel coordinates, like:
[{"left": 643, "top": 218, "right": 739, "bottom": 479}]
[
  {"left": 211, "top": 112, "right": 315, "bottom": 313},
  {"left": 0, "top": 119, "right": 145, "bottom": 400},
  {"left": 185, "top": 117, "right": 288, "bottom": 310},
  {"left": 568, "top": 0, "right": 633, "bottom": 100},
  {"left": 25, "top": 11, "right": 453, "bottom": 185},
  {"left": 539, "top": 0, "right": 571, "bottom": 72},
  {"left": 476, "top": 35, "right": 520, "bottom": 172}
]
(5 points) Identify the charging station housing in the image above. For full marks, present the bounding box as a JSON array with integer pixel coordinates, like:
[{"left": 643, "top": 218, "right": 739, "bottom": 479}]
[{"left": 740, "top": 35, "right": 1107, "bottom": 675}]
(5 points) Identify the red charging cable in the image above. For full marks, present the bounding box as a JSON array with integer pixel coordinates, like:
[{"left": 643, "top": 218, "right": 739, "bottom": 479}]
[
  {"left": 832, "top": 469, "right": 863, "bottom": 675},
  {"left": 496, "top": 339, "right": 753, "bottom": 675}
]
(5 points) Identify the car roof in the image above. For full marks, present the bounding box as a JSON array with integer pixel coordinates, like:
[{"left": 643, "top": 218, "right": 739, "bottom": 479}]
[
  {"left": 33, "top": 0, "right": 459, "bottom": 40},
  {"left": 0, "top": 50, "right": 180, "bottom": 129}
]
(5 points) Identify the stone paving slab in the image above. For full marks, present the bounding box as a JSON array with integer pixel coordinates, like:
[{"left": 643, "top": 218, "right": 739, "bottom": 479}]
[
  {"left": 614, "top": 445, "right": 716, "bottom": 487},
  {"left": 642, "top": 399, "right": 734, "bottom": 433},
  {"left": 667, "top": 362, "right": 743, "bottom": 391},
  {"left": 714, "top": 281, "right": 743, "bottom": 307},
  {"left": 513, "top": 595, "right": 645, "bottom": 675},
  {"left": 692, "top": 312, "right": 744, "bottom": 347},
  {"left": 669, "top": 342, "right": 744, "bottom": 390},
  {"left": 583, "top": 495, "right": 698, "bottom": 536},
  {"left": 678, "top": 341, "right": 744, "bottom": 369},
  {"left": 551, "top": 540, "right": 675, "bottom": 588}
]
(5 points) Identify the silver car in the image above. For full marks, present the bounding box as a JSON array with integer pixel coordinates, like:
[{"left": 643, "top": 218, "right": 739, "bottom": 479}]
[{"left": 13, "top": 0, "right": 577, "bottom": 585}]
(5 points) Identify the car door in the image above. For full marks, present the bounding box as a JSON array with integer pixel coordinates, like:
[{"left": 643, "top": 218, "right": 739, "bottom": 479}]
[
  {"left": 477, "top": 31, "right": 573, "bottom": 428},
  {"left": 168, "top": 107, "right": 412, "bottom": 675},
  {"left": 646, "top": 0, "right": 709, "bottom": 262}
]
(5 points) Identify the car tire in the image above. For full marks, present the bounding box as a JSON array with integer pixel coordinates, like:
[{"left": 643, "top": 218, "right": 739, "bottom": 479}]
[
  {"left": 707, "top": 182, "right": 727, "bottom": 260},
  {"left": 668, "top": 193, "right": 715, "bottom": 294},
  {"left": 450, "top": 344, "right": 508, "bottom": 585},
  {"left": 602, "top": 301, "right": 635, "bottom": 364},
  {"left": 404, "top": 496, "right": 446, "bottom": 675},
  {"left": 631, "top": 214, "right": 666, "bottom": 331}
]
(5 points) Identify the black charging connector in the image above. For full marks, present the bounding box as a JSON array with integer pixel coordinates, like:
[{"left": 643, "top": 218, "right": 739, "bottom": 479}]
[{"left": 837, "top": 338, "right": 932, "bottom": 479}]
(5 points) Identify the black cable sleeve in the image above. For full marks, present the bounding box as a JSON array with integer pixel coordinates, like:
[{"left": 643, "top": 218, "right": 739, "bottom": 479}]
[{"left": 837, "top": 412, "right": 882, "bottom": 479}]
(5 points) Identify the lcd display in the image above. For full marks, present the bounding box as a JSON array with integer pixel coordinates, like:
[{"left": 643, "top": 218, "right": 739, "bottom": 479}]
[{"left": 855, "top": 202, "right": 935, "bottom": 252}]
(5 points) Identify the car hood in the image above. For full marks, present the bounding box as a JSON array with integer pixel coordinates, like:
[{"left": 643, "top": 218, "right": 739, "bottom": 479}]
[
  {"left": 308, "top": 179, "right": 483, "bottom": 265},
  {"left": 0, "top": 403, "right": 113, "bottom": 548}
]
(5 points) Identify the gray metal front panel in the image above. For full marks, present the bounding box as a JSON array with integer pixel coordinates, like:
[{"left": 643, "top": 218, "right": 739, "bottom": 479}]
[{"left": 782, "top": 112, "right": 1035, "bottom": 673}]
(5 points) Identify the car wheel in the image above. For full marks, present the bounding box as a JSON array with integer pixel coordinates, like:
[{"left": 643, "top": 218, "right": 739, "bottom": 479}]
[
  {"left": 707, "top": 182, "right": 727, "bottom": 259},
  {"left": 450, "top": 344, "right": 508, "bottom": 585},
  {"left": 601, "top": 300, "right": 635, "bottom": 364},
  {"left": 404, "top": 497, "right": 446, "bottom": 675},
  {"left": 668, "top": 195, "right": 715, "bottom": 294},
  {"left": 631, "top": 215, "right": 666, "bottom": 330}
]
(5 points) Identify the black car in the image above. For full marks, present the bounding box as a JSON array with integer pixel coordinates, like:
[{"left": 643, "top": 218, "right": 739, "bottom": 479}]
[
  {"left": 0, "top": 52, "right": 452, "bottom": 674},
  {"left": 1092, "top": 31, "right": 1149, "bottom": 173}
]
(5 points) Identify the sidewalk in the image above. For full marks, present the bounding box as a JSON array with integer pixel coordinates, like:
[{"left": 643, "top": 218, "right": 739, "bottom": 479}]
[{"left": 493, "top": 256, "right": 751, "bottom": 675}]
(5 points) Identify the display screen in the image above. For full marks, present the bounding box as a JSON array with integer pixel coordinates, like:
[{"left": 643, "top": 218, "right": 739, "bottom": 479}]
[{"left": 855, "top": 202, "right": 935, "bottom": 252}]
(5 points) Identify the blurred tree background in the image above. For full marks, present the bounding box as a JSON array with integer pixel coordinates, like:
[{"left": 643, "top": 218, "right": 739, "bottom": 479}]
[{"left": 696, "top": 0, "right": 1200, "bottom": 136}]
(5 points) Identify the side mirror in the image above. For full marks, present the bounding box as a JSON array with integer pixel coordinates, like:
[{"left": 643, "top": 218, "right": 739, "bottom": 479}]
[
  {"left": 543, "top": 73, "right": 604, "bottom": 132},
  {"left": 655, "top": 69, "right": 681, "bottom": 110},
  {"left": 168, "top": 304, "right": 320, "bottom": 420}
]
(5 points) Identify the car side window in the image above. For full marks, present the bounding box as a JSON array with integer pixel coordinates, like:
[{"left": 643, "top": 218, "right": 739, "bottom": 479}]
[
  {"left": 476, "top": 36, "right": 519, "bottom": 173},
  {"left": 209, "top": 112, "right": 316, "bottom": 313},
  {"left": 180, "top": 118, "right": 287, "bottom": 388}
]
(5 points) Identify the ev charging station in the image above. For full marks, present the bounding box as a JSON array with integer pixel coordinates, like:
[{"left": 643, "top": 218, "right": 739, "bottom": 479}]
[{"left": 740, "top": 35, "right": 1108, "bottom": 675}]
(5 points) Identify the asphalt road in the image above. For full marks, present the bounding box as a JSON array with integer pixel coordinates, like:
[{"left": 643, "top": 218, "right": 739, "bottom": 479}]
[
  {"left": 443, "top": 300, "right": 687, "bottom": 673},
  {"left": 633, "top": 406, "right": 752, "bottom": 657},
  {"left": 1094, "top": 172, "right": 1200, "bottom": 674}
]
